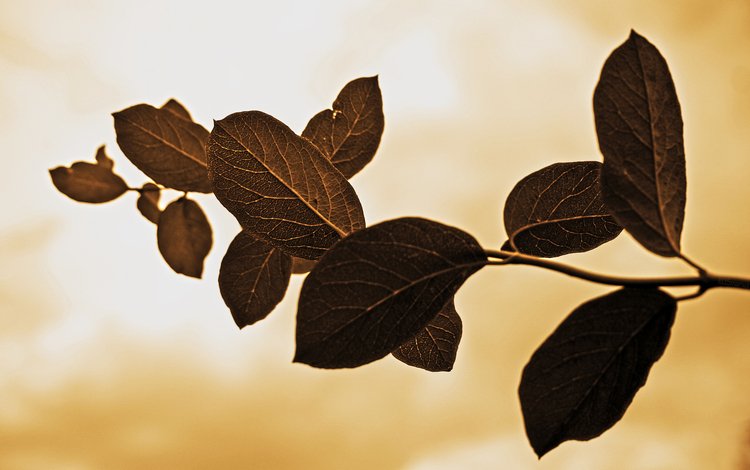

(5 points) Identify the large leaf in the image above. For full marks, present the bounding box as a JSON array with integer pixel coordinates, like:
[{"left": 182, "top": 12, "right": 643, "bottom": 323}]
[
  {"left": 503, "top": 161, "right": 622, "bottom": 257},
  {"left": 391, "top": 298, "right": 462, "bottom": 372},
  {"left": 113, "top": 103, "right": 212, "bottom": 193},
  {"left": 302, "top": 76, "right": 384, "bottom": 178},
  {"left": 519, "top": 287, "right": 677, "bottom": 457},
  {"left": 49, "top": 146, "right": 128, "bottom": 203},
  {"left": 156, "top": 197, "right": 213, "bottom": 278},
  {"left": 593, "top": 31, "right": 686, "bottom": 257},
  {"left": 219, "top": 231, "right": 292, "bottom": 328},
  {"left": 294, "top": 217, "right": 486, "bottom": 369},
  {"left": 207, "top": 111, "right": 365, "bottom": 260}
]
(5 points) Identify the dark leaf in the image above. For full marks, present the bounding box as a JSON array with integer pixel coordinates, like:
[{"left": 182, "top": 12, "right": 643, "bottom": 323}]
[
  {"left": 156, "top": 197, "right": 213, "bottom": 278},
  {"left": 136, "top": 182, "right": 161, "bottom": 224},
  {"left": 500, "top": 240, "right": 514, "bottom": 253},
  {"left": 294, "top": 217, "right": 486, "bottom": 369},
  {"left": 391, "top": 298, "right": 462, "bottom": 372},
  {"left": 519, "top": 287, "right": 677, "bottom": 457},
  {"left": 207, "top": 111, "right": 365, "bottom": 260},
  {"left": 49, "top": 147, "right": 128, "bottom": 204},
  {"left": 593, "top": 31, "right": 686, "bottom": 257},
  {"left": 113, "top": 103, "right": 212, "bottom": 193},
  {"left": 161, "top": 98, "right": 192, "bottom": 121},
  {"left": 503, "top": 161, "right": 622, "bottom": 257},
  {"left": 291, "top": 257, "right": 317, "bottom": 275},
  {"left": 301, "top": 76, "right": 384, "bottom": 179},
  {"left": 219, "top": 231, "right": 292, "bottom": 328}
]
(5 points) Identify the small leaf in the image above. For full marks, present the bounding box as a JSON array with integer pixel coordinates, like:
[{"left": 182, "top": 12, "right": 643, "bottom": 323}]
[
  {"left": 157, "top": 197, "right": 213, "bottom": 278},
  {"left": 294, "top": 217, "right": 486, "bottom": 369},
  {"left": 594, "top": 31, "right": 686, "bottom": 257},
  {"left": 161, "top": 98, "right": 192, "bottom": 121},
  {"left": 503, "top": 161, "right": 622, "bottom": 257},
  {"left": 207, "top": 111, "right": 365, "bottom": 260},
  {"left": 519, "top": 287, "right": 677, "bottom": 457},
  {"left": 50, "top": 147, "right": 128, "bottom": 204},
  {"left": 136, "top": 183, "right": 161, "bottom": 224},
  {"left": 302, "top": 76, "right": 384, "bottom": 178},
  {"left": 291, "top": 257, "right": 317, "bottom": 275},
  {"left": 113, "top": 103, "right": 212, "bottom": 193},
  {"left": 391, "top": 298, "right": 462, "bottom": 372},
  {"left": 219, "top": 231, "right": 292, "bottom": 328}
]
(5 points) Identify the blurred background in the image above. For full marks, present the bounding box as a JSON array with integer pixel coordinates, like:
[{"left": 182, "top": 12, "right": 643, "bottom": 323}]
[{"left": 2, "top": 0, "right": 750, "bottom": 468}]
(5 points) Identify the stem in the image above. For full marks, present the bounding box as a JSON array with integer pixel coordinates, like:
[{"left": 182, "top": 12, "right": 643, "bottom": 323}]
[{"left": 484, "top": 249, "right": 750, "bottom": 293}]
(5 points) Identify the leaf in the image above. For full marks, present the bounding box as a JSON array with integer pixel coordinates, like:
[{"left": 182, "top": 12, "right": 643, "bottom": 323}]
[
  {"left": 113, "top": 103, "right": 212, "bottom": 193},
  {"left": 156, "top": 197, "right": 213, "bottom": 278},
  {"left": 391, "top": 298, "right": 462, "bottom": 372},
  {"left": 593, "top": 30, "right": 686, "bottom": 257},
  {"left": 301, "top": 76, "right": 384, "bottom": 178},
  {"left": 219, "top": 231, "right": 292, "bottom": 328},
  {"left": 294, "top": 217, "right": 486, "bottom": 369},
  {"left": 503, "top": 161, "right": 622, "bottom": 257},
  {"left": 136, "top": 183, "right": 161, "bottom": 224},
  {"left": 207, "top": 110, "right": 366, "bottom": 260},
  {"left": 49, "top": 147, "right": 128, "bottom": 203},
  {"left": 161, "top": 98, "right": 192, "bottom": 121},
  {"left": 518, "top": 287, "right": 677, "bottom": 457},
  {"left": 291, "top": 257, "right": 317, "bottom": 275}
]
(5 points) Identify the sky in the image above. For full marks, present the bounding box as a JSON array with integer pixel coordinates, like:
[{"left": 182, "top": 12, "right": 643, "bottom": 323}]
[{"left": 2, "top": 0, "right": 750, "bottom": 468}]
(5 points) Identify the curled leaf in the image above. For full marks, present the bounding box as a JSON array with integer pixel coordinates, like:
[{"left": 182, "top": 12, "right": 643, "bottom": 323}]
[
  {"left": 503, "top": 161, "right": 622, "bottom": 257},
  {"left": 94, "top": 145, "right": 114, "bottom": 170},
  {"left": 302, "top": 76, "right": 384, "bottom": 178},
  {"left": 519, "top": 287, "right": 677, "bottom": 457},
  {"left": 50, "top": 147, "right": 128, "bottom": 203},
  {"left": 207, "top": 111, "right": 365, "bottom": 260},
  {"left": 156, "top": 197, "right": 213, "bottom": 278},
  {"left": 219, "top": 231, "right": 292, "bottom": 328},
  {"left": 392, "top": 298, "right": 462, "bottom": 372},
  {"left": 294, "top": 217, "right": 486, "bottom": 369},
  {"left": 594, "top": 31, "right": 686, "bottom": 257},
  {"left": 113, "top": 103, "right": 212, "bottom": 193},
  {"left": 136, "top": 183, "right": 161, "bottom": 224}
]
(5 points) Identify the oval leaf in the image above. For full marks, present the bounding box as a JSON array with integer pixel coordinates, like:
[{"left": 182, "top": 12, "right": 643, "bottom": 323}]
[
  {"left": 157, "top": 197, "right": 213, "bottom": 278},
  {"left": 294, "top": 217, "right": 486, "bottom": 369},
  {"left": 50, "top": 157, "right": 128, "bottom": 204},
  {"left": 519, "top": 287, "right": 677, "bottom": 457},
  {"left": 593, "top": 31, "right": 686, "bottom": 257},
  {"left": 503, "top": 161, "right": 622, "bottom": 257},
  {"left": 302, "top": 76, "right": 384, "bottom": 178},
  {"left": 207, "top": 111, "right": 365, "bottom": 260},
  {"left": 161, "top": 98, "right": 193, "bottom": 121},
  {"left": 113, "top": 103, "right": 212, "bottom": 193},
  {"left": 391, "top": 298, "right": 462, "bottom": 372},
  {"left": 219, "top": 231, "right": 292, "bottom": 328},
  {"left": 136, "top": 183, "right": 161, "bottom": 224}
]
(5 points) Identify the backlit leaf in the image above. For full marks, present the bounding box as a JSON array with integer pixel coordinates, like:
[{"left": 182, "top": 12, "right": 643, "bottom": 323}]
[
  {"left": 302, "top": 76, "right": 384, "bottom": 178},
  {"left": 161, "top": 98, "right": 192, "bottom": 121},
  {"left": 519, "top": 287, "right": 677, "bottom": 457},
  {"left": 49, "top": 147, "right": 128, "bottom": 203},
  {"left": 219, "top": 231, "right": 292, "bottom": 328},
  {"left": 136, "top": 182, "right": 161, "bottom": 224},
  {"left": 113, "top": 103, "right": 212, "bottom": 193},
  {"left": 157, "top": 197, "right": 213, "bottom": 278},
  {"left": 503, "top": 161, "right": 622, "bottom": 257},
  {"left": 294, "top": 217, "right": 486, "bottom": 369},
  {"left": 391, "top": 298, "right": 462, "bottom": 372},
  {"left": 593, "top": 31, "right": 686, "bottom": 257},
  {"left": 291, "top": 257, "right": 317, "bottom": 275},
  {"left": 207, "top": 111, "right": 365, "bottom": 260}
]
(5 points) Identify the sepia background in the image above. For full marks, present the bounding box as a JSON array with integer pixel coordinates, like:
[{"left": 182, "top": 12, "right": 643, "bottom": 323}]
[{"left": 2, "top": 0, "right": 750, "bottom": 468}]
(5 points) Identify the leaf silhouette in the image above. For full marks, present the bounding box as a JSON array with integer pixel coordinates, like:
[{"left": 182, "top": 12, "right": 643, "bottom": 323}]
[
  {"left": 302, "top": 76, "right": 384, "bottom": 178},
  {"left": 49, "top": 146, "right": 128, "bottom": 203},
  {"left": 136, "top": 183, "right": 161, "bottom": 224},
  {"left": 207, "top": 111, "right": 365, "bottom": 260},
  {"left": 519, "top": 287, "right": 677, "bottom": 457},
  {"left": 156, "top": 197, "right": 213, "bottom": 278},
  {"left": 294, "top": 217, "right": 486, "bottom": 369},
  {"left": 391, "top": 298, "right": 462, "bottom": 372},
  {"left": 113, "top": 103, "right": 212, "bottom": 193},
  {"left": 291, "top": 257, "right": 317, "bottom": 275},
  {"left": 219, "top": 231, "right": 292, "bottom": 328},
  {"left": 593, "top": 31, "right": 686, "bottom": 257},
  {"left": 161, "top": 98, "right": 192, "bottom": 121},
  {"left": 503, "top": 161, "right": 622, "bottom": 257}
]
